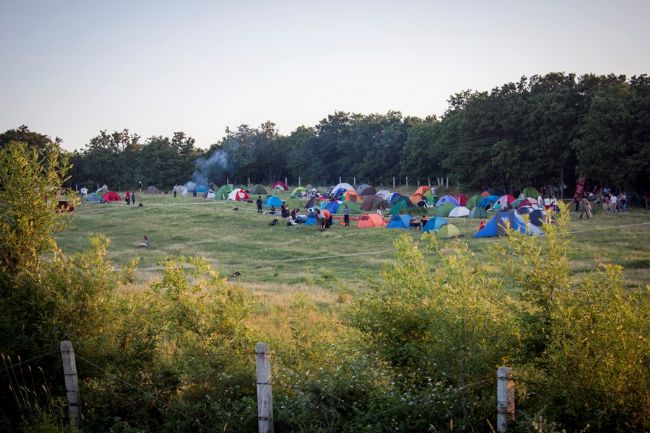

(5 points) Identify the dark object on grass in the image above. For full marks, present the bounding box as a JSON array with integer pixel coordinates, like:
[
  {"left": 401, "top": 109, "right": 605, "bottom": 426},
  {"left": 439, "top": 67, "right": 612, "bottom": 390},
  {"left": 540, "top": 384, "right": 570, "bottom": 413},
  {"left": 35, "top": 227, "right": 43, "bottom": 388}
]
[
  {"left": 233, "top": 207, "right": 239, "bottom": 211},
  {"left": 230, "top": 271, "right": 241, "bottom": 278},
  {"left": 246, "top": 200, "right": 254, "bottom": 203},
  {"left": 138, "top": 203, "right": 143, "bottom": 207},
  {"left": 269, "top": 219, "right": 278, "bottom": 226}
]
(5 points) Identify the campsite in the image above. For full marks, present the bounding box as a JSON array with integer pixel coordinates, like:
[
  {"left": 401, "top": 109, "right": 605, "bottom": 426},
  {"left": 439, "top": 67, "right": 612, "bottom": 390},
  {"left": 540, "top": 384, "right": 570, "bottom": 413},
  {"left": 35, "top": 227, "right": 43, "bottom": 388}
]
[
  {"left": 57, "top": 188, "right": 650, "bottom": 294},
  {"left": 3, "top": 1, "right": 650, "bottom": 430}
]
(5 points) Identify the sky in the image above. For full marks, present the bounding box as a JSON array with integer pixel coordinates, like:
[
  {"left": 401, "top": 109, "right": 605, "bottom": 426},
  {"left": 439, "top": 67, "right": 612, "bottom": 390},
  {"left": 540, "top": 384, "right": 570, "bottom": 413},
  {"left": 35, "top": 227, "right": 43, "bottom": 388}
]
[{"left": 1, "top": 0, "right": 649, "bottom": 151}]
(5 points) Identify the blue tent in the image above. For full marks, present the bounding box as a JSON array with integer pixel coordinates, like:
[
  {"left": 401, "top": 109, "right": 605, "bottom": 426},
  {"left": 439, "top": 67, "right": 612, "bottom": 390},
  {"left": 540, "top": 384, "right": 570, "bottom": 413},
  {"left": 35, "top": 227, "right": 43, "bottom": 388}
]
[
  {"left": 474, "top": 210, "right": 542, "bottom": 238},
  {"left": 387, "top": 214, "right": 413, "bottom": 229},
  {"left": 265, "top": 196, "right": 283, "bottom": 207},
  {"left": 304, "top": 217, "right": 317, "bottom": 225},
  {"left": 387, "top": 192, "right": 401, "bottom": 203},
  {"left": 326, "top": 201, "right": 340, "bottom": 214},
  {"left": 422, "top": 217, "right": 448, "bottom": 233},
  {"left": 196, "top": 185, "right": 209, "bottom": 193},
  {"left": 479, "top": 195, "right": 499, "bottom": 208},
  {"left": 436, "top": 195, "right": 460, "bottom": 207},
  {"left": 86, "top": 192, "right": 101, "bottom": 203}
]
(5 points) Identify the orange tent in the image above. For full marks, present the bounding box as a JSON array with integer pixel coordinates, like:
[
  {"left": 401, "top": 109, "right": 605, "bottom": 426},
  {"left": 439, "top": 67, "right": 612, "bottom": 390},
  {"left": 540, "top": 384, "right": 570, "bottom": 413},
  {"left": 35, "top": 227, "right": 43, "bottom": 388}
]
[
  {"left": 344, "top": 190, "right": 361, "bottom": 202},
  {"left": 480, "top": 191, "right": 490, "bottom": 197},
  {"left": 410, "top": 193, "right": 424, "bottom": 204},
  {"left": 357, "top": 214, "right": 386, "bottom": 228},
  {"left": 414, "top": 186, "right": 431, "bottom": 196}
]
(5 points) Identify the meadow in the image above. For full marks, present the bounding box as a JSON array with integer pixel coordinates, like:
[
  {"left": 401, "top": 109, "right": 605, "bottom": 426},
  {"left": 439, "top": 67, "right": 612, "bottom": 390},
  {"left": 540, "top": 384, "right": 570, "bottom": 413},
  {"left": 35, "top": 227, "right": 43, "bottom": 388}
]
[{"left": 56, "top": 190, "right": 650, "bottom": 296}]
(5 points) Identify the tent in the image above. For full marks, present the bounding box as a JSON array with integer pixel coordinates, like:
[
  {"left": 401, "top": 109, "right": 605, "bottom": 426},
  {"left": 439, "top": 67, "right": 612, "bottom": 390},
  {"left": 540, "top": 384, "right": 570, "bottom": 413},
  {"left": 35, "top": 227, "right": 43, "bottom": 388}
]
[
  {"left": 479, "top": 195, "right": 499, "bottom": 209},
  {"left": 448, "top": 206, "right": 470, "bottom": 217},
  {"left": 436, "top": 195, "right": 460, "bottom": 207},
  {"left": 357, "top": 214, "right": 386, "bottom": 228},
  {"left": 357, "top": 185, "right": 376, "bottom": 196},
  {"left": 86, "top": 192, "right": 101, "bottom": 203},
  {"left": 96, "top": 185, "right": 108, "bottom": 195},
  {"left": 422, "top": 217, "right": 448, "bottom": 233},
  {"left": 144, "top": 185, "right": 161, "bottom": 194},
  {"left": 361, "top": 195, "right": 389, "bottom": 211},
  {"left": 265, "top": 196, "right": 283, "bottom": 207},
  {"left": 289, "top": 187, "right": 306, "bottom": 198},
  {"left": 468, "top": 206, "right": 489, "bottom": 219},
  {"left": 456, "top": 194, "right": 468, "bottom": 206},
  {"left": 474, "top": 209, "right": 543, "bottom": 238},
  {"left": 215, "top": 185, "right": 233, "bottom": 200},
  {"left": 496, "top": 194, "right": 517, "bottom": 209},
  {"left": 387, "top": 192, "right": 402, "bottom": 203},
  {"left": 435, "top": 202, "right": 455, "bottom": 217},
  {"left": 375, "top": 190, "right": 391, "bottom": 199},
  {"left": 387, "top": 214, "right": 413, "bottom": 229},
  {"left": 228, "top": 188, "right": 250, "bottom": 201},
  {"left": 326, "top": 201, "right": 340, "bottom": 214},
  {"left": 331, "top": 182, "right": 353, "bottom": 194},
  {"left": 437, "top": 224, "right": 462, "bottom": 239},
  {"left": 103, "top": 191, "right": 121, "bottom": 202},
  {"left": 414, "top": 186, "right": 431, "bottom": 196},
  {"left": 304, "top": 217, "right": 317, "bottom": 225},
  {"left": 390, "top": 196, "right": 414, "bottom": 215},
  {"left": 522, "top": 187, "right": 539, "bottom": 198},
  {"left": 173, "top": 185, "right": 188, "bottom": 196},
  {"left": 480, "top": 191, "right": 490, "bottom": 197},
  {"left": 251, "top": 185, "right": 269, "bottom": 195},
  {"left": 206, "top": 190, "right": 215, "bottom": 199},
  {"left": 273, "top": 181, "right": 288, "bottom": 191},
  {"left": 343, "top": 190, "right": 361, "bottom": 202},
  {"left": 466, "top": 195, "right": 480, "bottom": 209},
  {"left": 518, "top": 207, "right": 546, "bottom": 227},
  {"left": 196, "top": 185, "right": 209, "bottom": 193},
  {"left": 305, "top": 196, "right": 321, "bottom": 209}
]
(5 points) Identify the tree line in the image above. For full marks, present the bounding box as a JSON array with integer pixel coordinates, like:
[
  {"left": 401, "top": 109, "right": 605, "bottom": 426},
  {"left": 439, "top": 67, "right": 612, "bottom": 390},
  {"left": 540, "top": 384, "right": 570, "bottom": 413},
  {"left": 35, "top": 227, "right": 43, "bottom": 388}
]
[{"left": 3, "top": 72, "right": 649, "bottom": 195}]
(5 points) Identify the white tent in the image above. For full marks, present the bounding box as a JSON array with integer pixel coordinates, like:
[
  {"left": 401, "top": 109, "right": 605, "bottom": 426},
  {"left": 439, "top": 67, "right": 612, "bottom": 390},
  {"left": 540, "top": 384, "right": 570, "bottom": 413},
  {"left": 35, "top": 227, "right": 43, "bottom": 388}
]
[
  {"left": 332, "top": 182, "right": 354, "bottom": 193},
  {"left": 375, "top": 190, "right": 391, "bottom": 199},
  {"left": 448, "top": 206, "right": 470, "bottom": 218}
]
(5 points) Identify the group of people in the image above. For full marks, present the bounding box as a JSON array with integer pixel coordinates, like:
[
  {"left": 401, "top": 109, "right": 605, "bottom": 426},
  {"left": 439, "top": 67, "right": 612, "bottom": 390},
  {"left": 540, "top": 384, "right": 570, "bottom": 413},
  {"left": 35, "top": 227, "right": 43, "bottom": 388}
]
[
  {"left": 256, "top": 195, "right": 353, "bottom": 230},
  {"left": 124, "top": 191, "right": 136, "bottom": 206}
]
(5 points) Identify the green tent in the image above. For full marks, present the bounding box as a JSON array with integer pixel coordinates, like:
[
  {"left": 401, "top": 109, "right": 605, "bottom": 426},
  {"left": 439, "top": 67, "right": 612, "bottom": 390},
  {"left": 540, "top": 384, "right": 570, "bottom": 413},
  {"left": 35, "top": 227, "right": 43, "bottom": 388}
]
[
  {"left": 522, "top": 187, "right": 539, "bottom": 198},
  {"left": 251, "top": 184, "right": 268, "bottom": 194},
  {"left": 466, "top": 195, "right": 480, "bottom": 210},
  {"left": 469, "top": 206, "right": 488, "bottom": 219},
  {"left": 435, "top": 202, "right": 455, "bottom": 217},
  {"left": 289, "top": 187, "right": 306, "bottom": 198},
  {"left": 215, "top": 184, "right": 233, "bottom": 200},
  {"left": 437, "top": 224, "right": 462, "bottom": 239},
  {"left": 390, "top": 197, "right": 413, "bottom": 215}
]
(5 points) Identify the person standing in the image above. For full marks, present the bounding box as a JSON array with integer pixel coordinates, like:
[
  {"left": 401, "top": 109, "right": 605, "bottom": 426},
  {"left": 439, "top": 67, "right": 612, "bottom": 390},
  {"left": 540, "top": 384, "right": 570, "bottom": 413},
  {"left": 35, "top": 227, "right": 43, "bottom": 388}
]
[
  {"left": 125, "top": 191, "right": 131, "bottom": 206},
  {"left": 131, "top": 191, "right": 136, "bottom": 205},
  {"left": 256, "top": 196, "right": 263, "bottom": 213},
  {"left": 343, "top": 204, "right": 350, "bottom": 227}
]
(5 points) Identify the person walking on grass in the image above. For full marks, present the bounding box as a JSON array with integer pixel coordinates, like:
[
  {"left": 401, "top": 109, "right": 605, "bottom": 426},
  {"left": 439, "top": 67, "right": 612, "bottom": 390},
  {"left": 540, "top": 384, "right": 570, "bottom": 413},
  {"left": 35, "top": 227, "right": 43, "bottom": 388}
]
[
  {"left": 343, "top": 204, "right": 350, "bottom": 227},
  {"left": 256, "top": 196, "right": 263, "bottom": 213},
  {"left": 131, "top": 191, "right": 136, "bottom": 205}
]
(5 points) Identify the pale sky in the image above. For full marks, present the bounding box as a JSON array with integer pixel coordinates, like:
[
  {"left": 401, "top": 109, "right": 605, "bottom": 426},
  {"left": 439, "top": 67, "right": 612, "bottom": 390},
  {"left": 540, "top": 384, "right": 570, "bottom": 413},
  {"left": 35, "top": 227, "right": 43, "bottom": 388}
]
[{"left": 1, "top": 0, "right": 649, "bottom": 150}]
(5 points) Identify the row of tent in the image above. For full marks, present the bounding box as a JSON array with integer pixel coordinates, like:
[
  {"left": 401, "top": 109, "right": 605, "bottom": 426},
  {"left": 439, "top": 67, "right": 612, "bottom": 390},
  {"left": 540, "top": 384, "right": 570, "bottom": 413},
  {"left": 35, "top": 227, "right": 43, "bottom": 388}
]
[{"left": 300, "top": 209, "right": 542, "bottom": 238}]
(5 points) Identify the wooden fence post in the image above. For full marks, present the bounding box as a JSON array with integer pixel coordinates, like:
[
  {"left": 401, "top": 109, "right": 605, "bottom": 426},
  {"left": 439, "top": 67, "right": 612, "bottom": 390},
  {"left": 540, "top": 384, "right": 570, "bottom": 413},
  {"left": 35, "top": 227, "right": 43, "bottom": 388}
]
[
  {"left": 60, "top": 341, "right": 80, "bottom": 430},
  {"left": 255, "top": 342, "right": 274, "bottom": 433},
  {"left": 497, "top": 366, "right": 514, "bottom": 433}
]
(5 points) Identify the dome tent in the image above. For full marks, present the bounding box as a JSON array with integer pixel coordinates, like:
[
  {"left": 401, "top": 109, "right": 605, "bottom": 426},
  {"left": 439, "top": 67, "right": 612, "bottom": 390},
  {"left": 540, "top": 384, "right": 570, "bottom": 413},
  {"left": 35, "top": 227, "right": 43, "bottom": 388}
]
[
  {"left": 265, "top": 196, "right": 283, "bottom": 207},
  {"left": 251, "top": 185, "right": 269, "bottom": 195},
  {"left": 387, "top": 214, "right": 413, "bottom": 229},
  {"left": 215, "top": 184, "right": 233, "bottom": 200},
  {"left": 422, "top": 217, "right": 448, "bottom": 233},
  {"left": 474, "top": 209, "right": 543, "bottom": 238},
  {"left": 357, "top": 214, "right": 386, "bottom": 228},
  {"left": 437, "top": 224, "right": 462, "bottom": 239}
]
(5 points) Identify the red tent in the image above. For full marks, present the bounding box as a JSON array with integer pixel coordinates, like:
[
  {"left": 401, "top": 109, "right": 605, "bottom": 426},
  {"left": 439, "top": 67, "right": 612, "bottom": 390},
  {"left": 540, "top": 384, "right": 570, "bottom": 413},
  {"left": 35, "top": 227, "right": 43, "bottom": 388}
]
[
  {"left": 456, "top": 194, "right": 468, "bottom": 206},
  {"left": 103, "top": 191, "right": 122, "bottom": 202},
  {"left": 273, "top": 181, "right": 288, "bottom": 190}
]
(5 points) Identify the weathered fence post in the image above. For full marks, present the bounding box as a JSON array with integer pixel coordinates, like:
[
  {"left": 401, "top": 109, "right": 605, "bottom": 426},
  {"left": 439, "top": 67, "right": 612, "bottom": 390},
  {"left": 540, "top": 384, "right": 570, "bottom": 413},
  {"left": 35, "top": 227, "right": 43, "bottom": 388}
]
[
  {"left": 392, "top": 176, "right": 396, "bottom": 189},
  {"left": 284, "top": 177, "right": 288, "bottom": 187},
  {"left": 406, "top": 176, "right": 409, "bottom": 187},
  {"left": 339, "top": 176, "right": 342, "bottom": 184},
  {"left": 298, "top": 176, "right": 301, "bottom": 187},
  {"left": 60, "top": 341, "right": 80, "bottom": 430},
  {"left": 497, "top": 366, "right": 514, "bottom": 433},
  {"left": 353, "top": 176, "right": 356, "bottom": 186},
  {"left": 255, "top": 342, "right": 274, "bottom": 433}
]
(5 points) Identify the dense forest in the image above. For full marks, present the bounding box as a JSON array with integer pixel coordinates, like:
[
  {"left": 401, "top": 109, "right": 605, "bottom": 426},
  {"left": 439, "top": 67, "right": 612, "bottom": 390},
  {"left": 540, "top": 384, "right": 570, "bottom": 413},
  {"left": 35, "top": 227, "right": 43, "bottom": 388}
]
[{"left": 3, "top": 72, "right": 650, "bottom": 196}]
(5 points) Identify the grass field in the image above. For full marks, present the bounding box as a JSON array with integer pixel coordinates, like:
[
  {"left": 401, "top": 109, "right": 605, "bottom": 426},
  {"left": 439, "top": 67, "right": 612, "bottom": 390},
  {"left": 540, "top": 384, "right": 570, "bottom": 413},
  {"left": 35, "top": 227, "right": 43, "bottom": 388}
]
[{"left": 56, "top": 192, "right": 650, "bottom": 301}]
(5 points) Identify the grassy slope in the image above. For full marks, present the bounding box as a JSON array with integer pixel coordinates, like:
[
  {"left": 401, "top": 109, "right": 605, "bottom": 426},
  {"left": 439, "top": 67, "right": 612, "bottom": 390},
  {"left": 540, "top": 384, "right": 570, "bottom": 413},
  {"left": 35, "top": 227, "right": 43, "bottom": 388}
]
[{"left": 56, "top": 192, "right": 650, "bottom": 297}]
